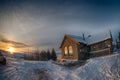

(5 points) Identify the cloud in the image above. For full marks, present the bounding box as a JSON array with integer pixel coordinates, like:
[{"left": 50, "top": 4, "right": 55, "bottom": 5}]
[
  {"left": 0, "top": 0, "right": 120, "bottom": 51},
  {"left": 0, "top": 37, "right": 31, "bottom": 48}
]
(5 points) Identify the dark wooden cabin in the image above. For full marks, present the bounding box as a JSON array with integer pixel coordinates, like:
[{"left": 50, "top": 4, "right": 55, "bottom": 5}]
[{"left": 60, "top": 32, "right": 112, "bottom": 61}]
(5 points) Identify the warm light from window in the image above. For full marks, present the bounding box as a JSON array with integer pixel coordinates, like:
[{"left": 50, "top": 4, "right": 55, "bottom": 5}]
[
  {"left": 64, "top": 47, "right": 68, "bottom": 55},
  {"left": 69, "top": 46, "right": 73, "bottom": 56}
]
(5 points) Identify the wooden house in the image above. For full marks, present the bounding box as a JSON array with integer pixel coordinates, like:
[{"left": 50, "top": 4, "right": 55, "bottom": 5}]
[{"left": 60, "top": 32, "right": 112, "bottom": 61}]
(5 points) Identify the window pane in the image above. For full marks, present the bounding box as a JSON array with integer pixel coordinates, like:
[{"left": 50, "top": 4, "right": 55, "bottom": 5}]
[
  {"left": 69, "top": 46, "right": 73, "bottom": 56},
  {"left": 104, "top": 40, "right": 110, "bottom": 48},
  {"left": 64, "top": 47, "right": 68, "bottom": 56}
]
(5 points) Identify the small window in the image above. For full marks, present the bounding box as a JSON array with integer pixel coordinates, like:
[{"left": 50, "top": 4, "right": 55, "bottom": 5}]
[
  {"left": 104, "top": 41, "right": 110, "bottom": 48},
  {"left": 69, "top": 46, "right": 73, "bottom": 56},
  {"left": 80, "top": 48, "right": 85, "bottom": 53},
  {"left": 80, "top": 49, "right": 82, "bottom": 52},
  {"left": 64, "top": 47, "right": 68, "bottom": 56},
  {"left": 98, "top": 43, "right": 103, "bottom": 49},
  {"left": 90, "top": 45, "right": 97, "bottom": 51}
]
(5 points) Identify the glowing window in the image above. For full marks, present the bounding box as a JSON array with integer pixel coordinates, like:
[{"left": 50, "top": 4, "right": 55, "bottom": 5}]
[
  {"left": 64, "top": 47, "right": 68, "bottom": 56},
  {"left": 69, "top": 46, "right": 73, "bottom": 56}
]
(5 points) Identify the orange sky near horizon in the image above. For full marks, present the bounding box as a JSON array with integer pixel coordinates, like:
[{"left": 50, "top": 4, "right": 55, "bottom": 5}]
[
  {"left": 0, "top": 34, "right": 34, "bottom": 53},
  {"left": 0, "top": 43, "right": 27, "bottom": 53},
  {"left": 0, "top": 42, "right": 37, "bottom": 53}
]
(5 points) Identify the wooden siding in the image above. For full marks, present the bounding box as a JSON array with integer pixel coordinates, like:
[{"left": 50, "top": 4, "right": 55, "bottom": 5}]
[
  {"left": 77, "top": 44, "right": 87, "bottom": 60},
  {"left": 89, "top": 39, "right": 112, "bottom": 51},
  {"left": 60, "top": 35, "right": 113, "bottom": 61},
  {"left": 60, "top": 36, "right": 78, "bottom": 61},
  {"left": 89, "top": 39, "right": 112, "bottom": 57},
  {"left": 90, "top": 48, "right": 111, "bottom": 57}
]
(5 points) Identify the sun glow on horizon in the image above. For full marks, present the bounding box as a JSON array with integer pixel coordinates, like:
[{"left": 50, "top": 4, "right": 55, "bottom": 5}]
[{"left": 9, "top": 47, "right": 15, "bottom": 54}]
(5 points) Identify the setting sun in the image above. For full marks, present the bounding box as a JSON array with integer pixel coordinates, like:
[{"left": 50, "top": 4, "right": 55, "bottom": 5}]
[{"left": 9, "top": 47, "right": 15, "bottom": 53}]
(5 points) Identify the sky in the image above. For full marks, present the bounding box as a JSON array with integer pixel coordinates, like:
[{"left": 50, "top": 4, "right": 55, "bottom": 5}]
[{"left": 0, "top": 0, "right": 120, "bottom": 52}]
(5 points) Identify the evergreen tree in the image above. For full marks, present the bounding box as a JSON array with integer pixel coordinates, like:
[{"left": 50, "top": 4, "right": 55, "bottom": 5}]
[
  {"left": 119, "top": 32, "right": 120, "bottom": 42},
  {"left": 46, "top": 49, "right": 51, "bottom": 60},
  {"left": 116, "top": 39, "right": 118, "bottom": 49},
  {"left": 40, "top": 50, "right": 44, "bottom": 60},
  {"left": 34, "top": 49, "right": 40, "bottom": 60},
  {"left": 43, "top": 50, "right": 47, "bottom": 60},
  {"left": 51, "top": 48, "right": 57, "bottom": 61},
  {"left": 40, "top": 50, "right": 47, "bottom": 61},
  {"left": 118, "top": 32, "right": 120, "bottom": 48}
]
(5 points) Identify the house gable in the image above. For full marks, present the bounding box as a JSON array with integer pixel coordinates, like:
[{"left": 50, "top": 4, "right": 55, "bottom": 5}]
[
  {"left": 60, "top": 35, "right": 80, "bottom": 61},
  {"left": 60, "top": 31, "right": 113, "bottom": 61},
  {"left": 60, "top": 35, "right": 80, "bottom": 48}
]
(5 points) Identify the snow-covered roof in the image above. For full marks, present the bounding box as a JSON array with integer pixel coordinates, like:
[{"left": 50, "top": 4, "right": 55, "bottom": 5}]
[
  {"left": 67, "top": 34, "right": 86, "bottom": 44},
  {"left": 67, "top": 32, "right": 111, "bottom": 45},
  {"left": 86, "top": 32, "right": 111, "bottom": 45}
]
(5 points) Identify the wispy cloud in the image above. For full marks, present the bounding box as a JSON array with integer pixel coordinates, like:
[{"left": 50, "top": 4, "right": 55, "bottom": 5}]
[
  {"left": 0, "top": 35, "right": 31, "bottom": 48},
  {"left": 0, "top": 0, "right": 120, "bottom": 51}
]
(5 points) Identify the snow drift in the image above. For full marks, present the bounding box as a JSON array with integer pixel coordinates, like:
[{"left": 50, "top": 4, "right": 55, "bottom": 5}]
[{"left": 0, "top": 52, "right": 120, "bottom": 80}]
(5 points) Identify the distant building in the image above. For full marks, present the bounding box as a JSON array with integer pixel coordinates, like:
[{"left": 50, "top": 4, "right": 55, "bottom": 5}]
[{"left": 60, "top": 31, "right": 112, "bottom": 61}]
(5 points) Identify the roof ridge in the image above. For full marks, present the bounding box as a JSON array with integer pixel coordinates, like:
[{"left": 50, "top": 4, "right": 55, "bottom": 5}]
[
  {"left": 66, "top": 34, "right": 86, "bottom": 44},
  {"left": 66, "top": 34, "right": 82, "bottom": 38},
  {"left": 65, "top": 31, "right": 111, "bottom": 45}
]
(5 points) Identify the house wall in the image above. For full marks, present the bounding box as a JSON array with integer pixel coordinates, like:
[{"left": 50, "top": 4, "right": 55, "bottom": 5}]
[
  {"left": 61, "top": 37, "right": 78, "bottom": 61},
  {"left": 89, "top": 39, "right": 112, "bottom": 57},
  {"left": 60, "top": 35, "right": 113, "bottom": 61},
  {"left": 77, "top": 44, "right": 87, "bottom": 60}
]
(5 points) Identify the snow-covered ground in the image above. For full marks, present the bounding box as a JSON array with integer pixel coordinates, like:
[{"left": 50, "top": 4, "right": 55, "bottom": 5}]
[{"left": 0, "top": 52, "right": 120, "bottom": 80}]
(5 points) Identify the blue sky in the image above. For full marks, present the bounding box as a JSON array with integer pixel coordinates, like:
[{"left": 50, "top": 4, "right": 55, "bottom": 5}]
[{"left": 0, "top": 0, "right": 120, "bottom": 52}]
